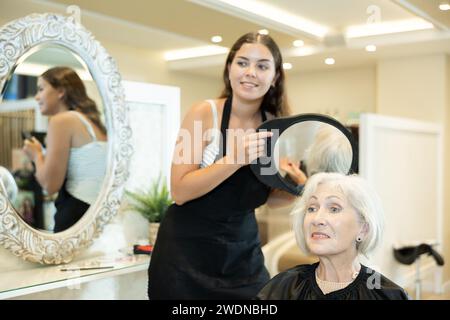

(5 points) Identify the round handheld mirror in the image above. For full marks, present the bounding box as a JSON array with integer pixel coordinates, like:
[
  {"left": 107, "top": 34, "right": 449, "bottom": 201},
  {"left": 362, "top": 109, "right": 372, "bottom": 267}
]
[{"left": 250, "top": 114, "right": 358, "bottom": 195}]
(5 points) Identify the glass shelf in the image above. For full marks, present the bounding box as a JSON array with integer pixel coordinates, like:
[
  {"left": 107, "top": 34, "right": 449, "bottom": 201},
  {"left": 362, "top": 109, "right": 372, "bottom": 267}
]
[{"left": 0, "top": 253, "right": 150, "bottom": 299}]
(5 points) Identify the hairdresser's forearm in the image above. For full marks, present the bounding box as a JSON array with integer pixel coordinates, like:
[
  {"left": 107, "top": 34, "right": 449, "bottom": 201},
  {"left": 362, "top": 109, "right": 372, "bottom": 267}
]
[
  {"left": 171, "top": 156, "right": 242, "bottom": 205},
  {"left": 33, "top": 153, "right": 58, "bottom": 195},
  {"left": 33, "top": 153, "right": 48, "bottom": 190}
]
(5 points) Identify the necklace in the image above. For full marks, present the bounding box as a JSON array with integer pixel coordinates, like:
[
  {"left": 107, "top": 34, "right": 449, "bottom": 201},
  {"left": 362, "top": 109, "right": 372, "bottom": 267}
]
[
  {"left": 315, "top": 266, "right": 360, "bottom": 282},
  {"left": 315, "top": 268, "right": 358, "bottom": 295}
]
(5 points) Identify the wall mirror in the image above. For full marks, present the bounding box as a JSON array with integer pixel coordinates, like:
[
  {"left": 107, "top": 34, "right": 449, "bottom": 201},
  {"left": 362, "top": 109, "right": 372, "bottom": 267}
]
[
  {"left": 250, "top": 114, "right": 358, "bottom": 196},
  {"left": 1, "top": 44, "right": 104, "bottom": 233},
  {"left": 0, "top": 13, "right": 132, "bottom": 264}
]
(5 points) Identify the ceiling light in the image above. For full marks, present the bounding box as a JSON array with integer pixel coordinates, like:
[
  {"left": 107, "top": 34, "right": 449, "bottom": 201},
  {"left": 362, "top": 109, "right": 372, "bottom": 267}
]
[
  {"left": 211, "top": 35, "right": 223, "bottom": 43},
  {"left": 293, "top": 40, "right": 304, "bottom": 47},
  {"left": 203, "top": 0, "right": 329, "bottom": 38},
  {"left": 324, "top": 58, "right": 335, "bottom": 65},
  {"left": 365, "top": 44, "right": 377, "bottom": 52},
  {"left": 258, "top": 29, "right": 269, "bottom": 35},
  {"left": 164, "top": 45, "right": 229, "bottom": 61},
  {"left": 346, "top": 18, "right": 433, "bottom": 38},
  {"left": 439, "top": 3, "right": 450, "bottom": 10},
  {"left": 283, "top": 62, "right": 292, "bottom": 70}
]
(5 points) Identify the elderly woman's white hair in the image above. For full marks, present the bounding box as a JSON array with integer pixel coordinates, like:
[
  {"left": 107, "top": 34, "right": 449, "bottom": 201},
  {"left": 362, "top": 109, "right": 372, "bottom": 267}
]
[
  {"left": 292, "top": 172, "right": 384, "bottom": 257},
  {"left": 304, "top": 124, "right": 353, "bottom": 177}
]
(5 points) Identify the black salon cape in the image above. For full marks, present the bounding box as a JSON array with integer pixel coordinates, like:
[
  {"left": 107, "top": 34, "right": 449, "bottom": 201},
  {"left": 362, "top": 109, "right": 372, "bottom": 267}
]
[{"left": 256, "top": 263, "right": 409, "bottom": 300}]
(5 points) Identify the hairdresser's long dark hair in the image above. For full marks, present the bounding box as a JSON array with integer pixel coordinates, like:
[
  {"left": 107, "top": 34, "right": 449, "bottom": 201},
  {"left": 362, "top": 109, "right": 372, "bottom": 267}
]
[
  {"left": 219, "top": 32, "right": 291, "bottom": 117},
  {"left": 41, "top": 66, "right": 106, "bottom": 134}
]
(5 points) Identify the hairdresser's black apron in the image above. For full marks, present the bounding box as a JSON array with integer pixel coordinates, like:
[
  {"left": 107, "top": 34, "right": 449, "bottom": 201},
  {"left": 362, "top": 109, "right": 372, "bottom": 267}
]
[
  {"left": 148, "top": 97, "right": 271, "bottom": 300},
  {"left": 53, "top": 179, "right": 89, "bottom": 232}
]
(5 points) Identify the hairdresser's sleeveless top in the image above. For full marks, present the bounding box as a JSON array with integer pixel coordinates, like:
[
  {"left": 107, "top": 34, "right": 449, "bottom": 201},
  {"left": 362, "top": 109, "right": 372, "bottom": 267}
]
[
  {"left": 199, "top": 100, "right": 220, "bottom": 168},
  {"left": 147, "top": 97, "right": 271, "bottom": 300},
  {"left": 66, "top": 111, "right": 107, "bottom": 205},
  {"left": 53, "top": 111, "right": 106, "bottom": 232}
]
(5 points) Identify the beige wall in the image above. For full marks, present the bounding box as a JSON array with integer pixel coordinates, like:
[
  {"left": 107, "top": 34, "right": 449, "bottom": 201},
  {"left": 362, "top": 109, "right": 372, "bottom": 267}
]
[
  {"left": 377, "top": 54, "right": 450, "bottom": 284},
  {"left": 377, "top": 55, "right": 447, "bottom": 122},
  {"left": 91, "top": 41, "right": 222, "bottom": 121},
  {"left": 286, "top": 66, "right": 376, "bottom": 121}
]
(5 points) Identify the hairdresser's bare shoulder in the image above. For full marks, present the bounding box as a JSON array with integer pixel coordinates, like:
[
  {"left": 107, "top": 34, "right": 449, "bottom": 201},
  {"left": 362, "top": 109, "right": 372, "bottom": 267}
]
[
  {"left": 183, "top": 98, "right": 225, "bottom": 131},
  {"left": 48, "top": 111, "right": 83, "bottom": 133}
]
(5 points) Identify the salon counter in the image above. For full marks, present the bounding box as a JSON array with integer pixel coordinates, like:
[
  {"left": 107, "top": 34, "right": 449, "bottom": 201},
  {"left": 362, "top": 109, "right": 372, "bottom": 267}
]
[
  {"left": 0, "top": 253, "right": 150, "bottom": 299},
  {"left": 0, "top": 207, "right": 151, "bottom": 300}
]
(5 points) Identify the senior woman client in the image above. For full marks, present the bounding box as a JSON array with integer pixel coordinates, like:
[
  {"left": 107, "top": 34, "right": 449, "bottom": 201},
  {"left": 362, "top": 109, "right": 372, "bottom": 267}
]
[{"left": 257, "top": 172, "right": 409, "bottom": 300}]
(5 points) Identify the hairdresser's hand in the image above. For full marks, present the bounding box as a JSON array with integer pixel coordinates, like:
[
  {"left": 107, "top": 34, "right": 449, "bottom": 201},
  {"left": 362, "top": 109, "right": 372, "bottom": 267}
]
[
  {"left": 226, "top": 130, "right": 273, "bottom": 166},
  {"left": 279, "top": 158, "right": 307, "bottom": 185},
  {"left": 23, "top": 137, "right": 43, "bottom": 162}
]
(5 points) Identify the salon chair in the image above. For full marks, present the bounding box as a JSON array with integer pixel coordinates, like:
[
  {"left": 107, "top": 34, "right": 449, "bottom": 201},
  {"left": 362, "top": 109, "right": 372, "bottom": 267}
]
[{"left": 393, "top": 243, "right": 444, "bottom": 299}]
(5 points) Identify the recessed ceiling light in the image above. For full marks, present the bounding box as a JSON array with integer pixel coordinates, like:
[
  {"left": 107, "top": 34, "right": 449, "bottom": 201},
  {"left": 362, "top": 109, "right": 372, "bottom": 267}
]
[
  {"left": 211, "top": 35, "right": 223, "bottom": 43},
  {"left": 365, "top": 44, "right": 377, "bottom": 52},
  {"left": 439, "top": 3, "right": 450, "bottom": 10},
  {"left": 283, "top": 62, "right": 292, "bottom": 70},
  {"left": 325, "top": 58, "right": 335, "bottom": 65},
  {"left": 258, "top": 29, "right": 269, "bottom": 35},
  {"left": 293, "top": 40, "right": 304, "bottom": 47}
]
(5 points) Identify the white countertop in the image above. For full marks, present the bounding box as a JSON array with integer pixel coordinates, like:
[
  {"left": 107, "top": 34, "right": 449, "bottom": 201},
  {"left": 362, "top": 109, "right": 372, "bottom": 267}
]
[{"left": 0, "top": 253, "right": 150, "bottom": 299}]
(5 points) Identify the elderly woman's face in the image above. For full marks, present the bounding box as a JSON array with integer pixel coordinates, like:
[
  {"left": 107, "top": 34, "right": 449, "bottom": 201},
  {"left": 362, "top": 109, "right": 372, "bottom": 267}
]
[{"left": 303, "top": 183, "right": 362, "bottom": 257}]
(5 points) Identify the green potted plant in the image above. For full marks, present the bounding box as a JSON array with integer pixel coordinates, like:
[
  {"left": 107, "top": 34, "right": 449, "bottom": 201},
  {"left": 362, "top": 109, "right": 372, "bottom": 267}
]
[{"left": 125, "top": 175, "right": 172, "bottom": 245}]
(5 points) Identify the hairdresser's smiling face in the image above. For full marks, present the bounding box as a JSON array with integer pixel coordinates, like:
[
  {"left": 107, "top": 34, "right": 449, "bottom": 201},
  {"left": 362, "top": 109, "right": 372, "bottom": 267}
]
[
  {"left": 303, "top": 183, "right": 362, "bottom": 258},
  {"left": 228, "top": 43, "right": 277, "bottom": 103},
  {"left": 35, "top": 77, "right": 63, "bottom": 116}
]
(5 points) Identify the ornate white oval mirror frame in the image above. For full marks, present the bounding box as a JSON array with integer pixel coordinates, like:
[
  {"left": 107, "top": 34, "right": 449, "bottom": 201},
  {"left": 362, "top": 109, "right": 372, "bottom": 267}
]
[{"left": 0, "top": 13, "right": 132, "bottom": 264}]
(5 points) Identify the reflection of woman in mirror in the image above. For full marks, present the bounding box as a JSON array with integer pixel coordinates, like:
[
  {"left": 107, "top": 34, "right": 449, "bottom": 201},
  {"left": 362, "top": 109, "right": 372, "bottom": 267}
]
[
  {"left": 257, "top": 172, "right": 409, "bottom": 300},
  {"left": 22, "top": 66, "right": 107, "bottom": 232},
  {"left": 279, "top": 124, "right": 353, "bottom": 189},
  {"left": 148, "top": 32, "right": 298, "bottom": 300},
  {"left": 304, "top": 125, "right": 353, "bottom": 177}
]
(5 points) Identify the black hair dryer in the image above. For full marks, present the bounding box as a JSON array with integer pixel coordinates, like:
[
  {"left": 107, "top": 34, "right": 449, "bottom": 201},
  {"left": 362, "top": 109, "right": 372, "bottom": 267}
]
[{"left": 393, "top": 243, "right": 444, "bottom": 300}]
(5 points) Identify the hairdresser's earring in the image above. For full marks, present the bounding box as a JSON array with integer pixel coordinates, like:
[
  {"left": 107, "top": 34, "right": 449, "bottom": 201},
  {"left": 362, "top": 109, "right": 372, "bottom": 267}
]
[{"left": 356, "top": 236, "right": 362, "bottom": 243}]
